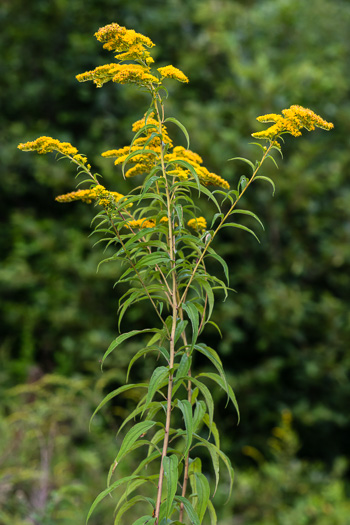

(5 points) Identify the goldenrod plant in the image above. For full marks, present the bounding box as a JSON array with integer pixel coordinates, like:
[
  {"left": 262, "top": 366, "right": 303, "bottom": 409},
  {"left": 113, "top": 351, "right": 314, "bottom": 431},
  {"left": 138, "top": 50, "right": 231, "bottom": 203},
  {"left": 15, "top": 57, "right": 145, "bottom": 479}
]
[{"left": 18, "top": 22, "right": 333, "bottom": 525}]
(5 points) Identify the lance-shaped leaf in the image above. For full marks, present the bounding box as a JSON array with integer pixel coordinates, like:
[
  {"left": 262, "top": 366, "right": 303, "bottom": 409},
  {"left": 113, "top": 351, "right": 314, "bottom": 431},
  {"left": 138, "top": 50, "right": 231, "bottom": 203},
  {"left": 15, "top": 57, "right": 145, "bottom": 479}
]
[
  {"left": 127, "top": 346, "right": 170, "bottom": 382},
  {"left": 177, "top": 399, "right": 193, "bottom": 458},
  {"left": 254, "top": 175, "right": 276, "bottom": 196},
  {"left": 113, "top": 421, "right": 156, "bottom": 470},
  {"left": 101, "top": 329, "right": 159, "bottom": 367},
  {"left": 90, "top": 383, "right": 148, "bottom": 429},
  {"left": 230, "top": 209, "right": 264, "bottom": 230},
  {"left": 176, "top": 376, "right": 214, "bottom": 429},
  {"left": 192, "top": 400, "right": 207, "bottom": 433},
  {"left": 202, "top": 413, "right": 220, "bottom": 449},
  {"left": 172, "top": 353, "right": 191, "bottom": 397},
  {"left": 174, "top": 496, "right": 200, "bottom": 525},
  {"left": 205, "top": 248, "right": 230, "bottom": 285},
  {"left": 164, "top": 117, "right": 190, "bottom": 149},
  {"left": 197, "top": 371, "right": 240, "bottom": 422},
  {"left": 194, "top": 344, "right": 226, "bottom": 386},
  {"left": 163, "top": 454, "right": 179, "bottom": 518},
  {"left": 207, "top": 500, "right": 217, "bottom": 525},
  {"left": 190, "top": 473, "right": 210, "bottom": 523},
  {"left": 86, "top": 475, "right": 139, "bottom": 523},
  {"left": 228, "top": 156, "right": 255, "bottom": 172},
  {"left": 142, "top": 366, "right": 170, "bottom": 416},
  {"left": 182, "top": 302, "right": 200, "bottom": 345},
  {"left": 114, "top": 495, "right": 153, "bottom": 525},
  {"left": 220, "top": 222, "right": 260, "bottom": 243},
  {"left": 192, "top": 434, "right": 234, "bottom": 499}
]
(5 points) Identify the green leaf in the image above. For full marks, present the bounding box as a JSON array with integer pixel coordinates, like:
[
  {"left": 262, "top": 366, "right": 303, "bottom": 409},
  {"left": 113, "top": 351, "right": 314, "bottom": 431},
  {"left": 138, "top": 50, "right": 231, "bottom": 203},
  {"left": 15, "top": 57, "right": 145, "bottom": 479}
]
[
  {"left": 220, "top": 222, "right": 260, "bottom": 243},
  {"left": 89, "top": 383, "right": 148, "bottom": 429},
  {"left": 86, "top": 475, "right": 139, "bottom": 523},
  {"left": 182, "top": 302, "right": 200, "bottom": 344},
  {"left": 174, "top": 320, "right": 188, "bottom": 345},
  {"left": 101, "top": 329, "right": 158, "bottom": 367},
  {"left": 191, "top": 473, "right": 210, "bottom": 522},
  {"left": 228, "top": 156, "right": 255, "bottom": 172},
  {"left": 197, "top": 372, "right": 239, "bottom": 422},
  {"left": 202, "top": 413, "right": 220, "bottom": 448},
  {"left": 192, "top": 434, "right": 234, "bottom": 499},
  {"left": 142, "top": 366, "right": 169, "bottom": 415},
  {"left": 114, "top": 495, "right": 153, "bottom": 525},
  {"left": 205, "top": 248, "right": 230, "bottom": 285},
  {"left": 230, "top": 209, "right": 264, "bottom": 230},
  {"left": 164, "top": 117, "right": 190, "bottom": 149},
  {"left": 177, "top": 399, "right": 193, "bottom": 457},
  {"left": 174, "top": 497, "right": 200, "bottom": 525},
  {"left": 194, "top": 344, "right": 226, "bottom": 390},
  {"left": 114, "top": 421, "right": 156, "bottom": 466},
  {"left": 196, "top": 277, "right": 215, "bottom": 321},
  {"left": 254, "top": 175, "right": 276, "bottom": 196},
  {"left": 127, "top": 346, "right": 170, "bottom": 382},
  {"left": 207, "top": 500, "right": 217, "bottom": 525},
  {"left": 163, "top": 454, "right": 179, "bottom": 518},
  {"left": 117, "top": 401, "right": 163, "bottom": 435},
  {"left": 179, "top": 376, "right": 214, "bottom": 429},
  {"left": 192, "top": 400, "right": 207, "bottom": 432}
]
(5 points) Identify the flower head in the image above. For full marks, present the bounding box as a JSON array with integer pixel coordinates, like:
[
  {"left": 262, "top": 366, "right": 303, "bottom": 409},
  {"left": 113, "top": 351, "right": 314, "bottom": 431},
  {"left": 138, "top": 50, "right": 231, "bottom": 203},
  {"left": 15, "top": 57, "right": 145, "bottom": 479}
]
[
  {"left": 77, "top": 63, "right": 159, "bottom": 88},
  {"left": 18, "top": 136, "right": 78, "bottom": 156},
  {"left": 187, "top": 217, "right": 207, "bottom": 231},
  {"left": 157, "top": 65, "right": 189, "bottom": 83},
  {"left": 95, "top": 23, "right": 154, "bottom": 53},
  {"left": 55, "top": 185, "right": 126, "bottom": 207},
  {"left": 252, "top": 105, "right": 334, "bottom": 143}
]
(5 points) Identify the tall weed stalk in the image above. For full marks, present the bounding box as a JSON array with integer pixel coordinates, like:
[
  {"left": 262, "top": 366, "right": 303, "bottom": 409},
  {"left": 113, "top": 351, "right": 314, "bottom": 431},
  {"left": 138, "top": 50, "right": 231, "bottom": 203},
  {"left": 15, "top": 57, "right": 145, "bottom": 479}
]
[{"left": 18, "top": 22, "right": 333, "bottom": 525}]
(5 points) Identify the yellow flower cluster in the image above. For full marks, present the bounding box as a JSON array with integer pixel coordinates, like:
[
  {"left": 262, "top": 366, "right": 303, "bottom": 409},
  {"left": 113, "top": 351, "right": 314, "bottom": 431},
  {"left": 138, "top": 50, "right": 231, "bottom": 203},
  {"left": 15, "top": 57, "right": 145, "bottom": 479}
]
[
  {"left": 126, "top": 216, "right": 168, "bottom": 229},
  {"left": 76, "top": 63, "right": 159, "bottom": 88},
  {"left": 102, "top": 119, "right": 229, "bottom": 188},
  {"left": 102, "top": 114, "right": 172, "bottom": 178},
  {"left": 252, "top": 105, "right": 334, "bottom": 142},
  {"left": 157, "top": 65, "right": 189, "bottom": 83},
  {"left": 18, "top": 136, "right": 78, "bottom": 156},
  {"left": 55, "top": 185, "right": 125, "bottom": 207},
  {"left": 115, "top": 44, "right": 154, "bottom": 65},
  {"left": 76, "top": 23, "right": 159, "bottom": 88},
  {"left": 187, "top": 217, "right": 207, "bottom": 231},
  {"left": 95, "top": 23, "right": 154, "bottom": 54},
  {"left": 165, "top": 146, "right": 230, "bottom": 189},
  {"left": 76, "top": 23, "right": 190, "bottom": 89}
]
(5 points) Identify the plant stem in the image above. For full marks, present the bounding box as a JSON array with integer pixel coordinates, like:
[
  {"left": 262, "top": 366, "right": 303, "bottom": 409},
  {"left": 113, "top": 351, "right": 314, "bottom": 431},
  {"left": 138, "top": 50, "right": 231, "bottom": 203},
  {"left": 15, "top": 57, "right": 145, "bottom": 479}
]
[{"left": 153, "top": 90, "right": 179, "bottom": 523}]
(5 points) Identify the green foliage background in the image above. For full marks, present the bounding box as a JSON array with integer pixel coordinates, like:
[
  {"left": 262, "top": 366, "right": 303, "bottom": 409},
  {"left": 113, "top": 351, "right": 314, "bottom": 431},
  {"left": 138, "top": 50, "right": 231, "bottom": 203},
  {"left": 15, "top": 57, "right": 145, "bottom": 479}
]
[{"left": 1, "top": 0, "right": 349, "bottom": 523}]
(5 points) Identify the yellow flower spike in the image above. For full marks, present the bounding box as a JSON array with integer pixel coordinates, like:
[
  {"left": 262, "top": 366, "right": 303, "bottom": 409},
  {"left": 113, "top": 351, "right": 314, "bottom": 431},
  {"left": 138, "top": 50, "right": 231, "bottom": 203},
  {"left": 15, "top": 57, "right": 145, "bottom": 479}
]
[
  {"left": 77, "top": 63, "right": 159, "bottom": 88},
  {"left": 95, "top": 23, "right": 155, "bottom": 53},
  {"left": 126, "top": 218, "right": 156, "bottom": 229},
  {"left": 18, "top": 136, "right": 78, "bottom": 157},
  {"left": 252, "top": 105, "right": 334, "bottom": 142},
  {"left": 157, "top": 65, "right": 189, "bottom": 83},
  {"left": 55, "top": 184, "right": 127, "bottom": 207}
]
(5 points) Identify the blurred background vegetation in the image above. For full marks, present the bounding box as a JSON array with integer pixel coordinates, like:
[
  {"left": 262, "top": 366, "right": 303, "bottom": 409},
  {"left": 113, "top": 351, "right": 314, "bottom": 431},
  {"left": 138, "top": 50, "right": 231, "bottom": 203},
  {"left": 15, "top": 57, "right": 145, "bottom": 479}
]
[{"left": 1, "top": 0, "right": 349, "bottom": 523}]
